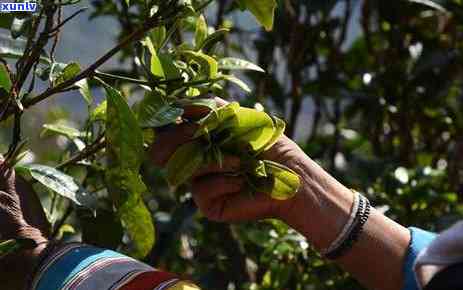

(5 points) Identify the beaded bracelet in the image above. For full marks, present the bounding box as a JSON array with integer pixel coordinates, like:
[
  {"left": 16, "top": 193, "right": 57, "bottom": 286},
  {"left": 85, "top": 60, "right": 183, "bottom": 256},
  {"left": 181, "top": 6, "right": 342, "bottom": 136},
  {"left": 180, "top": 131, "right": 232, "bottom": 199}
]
[
  {"left": 320, "top": 191, "right": 360, "bottom": 256},
  {"left": 324, "top": 192, "right": 371, "bottom": 260}
]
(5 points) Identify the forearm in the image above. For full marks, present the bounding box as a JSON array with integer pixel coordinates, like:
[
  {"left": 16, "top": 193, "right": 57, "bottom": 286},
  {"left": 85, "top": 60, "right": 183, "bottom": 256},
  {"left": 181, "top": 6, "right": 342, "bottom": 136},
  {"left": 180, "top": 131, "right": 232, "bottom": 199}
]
[{"left": 279, "top": 148, "right": 410, "bottom": 290}]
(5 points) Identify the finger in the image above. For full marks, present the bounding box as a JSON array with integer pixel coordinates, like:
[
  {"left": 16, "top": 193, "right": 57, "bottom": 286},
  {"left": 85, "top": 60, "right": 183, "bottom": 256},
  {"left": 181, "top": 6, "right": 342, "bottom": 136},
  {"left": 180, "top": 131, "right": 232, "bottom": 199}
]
[
  {"left": 195, "top": 189, "right": 275, "bottom": 222},
  {"left": 182, "top": 96, "right": 229, "bottom": 120},
  {"left": 192, "top": 175, "right": 246, "bottom": 202},
  {"left": 16, "top": 176, "right": 51, "bottom": 237},
  {"left": 150, "top": 122, "right": 198, "bottom": 167},
  {"left": 213, "top": 96, "right": 228, "bottom": 107},
  {"left": 192, "top": 155, "right": 241, "bottom": 179},
  {"left": 182, "top": 105, "right": 211, "bottom": 120}
]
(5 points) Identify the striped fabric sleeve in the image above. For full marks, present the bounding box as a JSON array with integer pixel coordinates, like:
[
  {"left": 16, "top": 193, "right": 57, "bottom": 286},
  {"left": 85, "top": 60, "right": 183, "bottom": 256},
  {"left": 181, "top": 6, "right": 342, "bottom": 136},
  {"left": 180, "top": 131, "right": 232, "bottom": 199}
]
[{"left": 30, "top": 243, "right": 200, "bottom": 290}]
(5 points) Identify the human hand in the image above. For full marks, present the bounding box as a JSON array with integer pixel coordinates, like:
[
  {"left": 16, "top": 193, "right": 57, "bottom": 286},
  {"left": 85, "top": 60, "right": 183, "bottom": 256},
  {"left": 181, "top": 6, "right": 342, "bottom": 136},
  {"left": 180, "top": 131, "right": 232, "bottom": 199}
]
[
  {"left": 150, "top": 98, "right": 311, "bottom": 223},
  {"left": 0, "top": 156, "right": 51, "bottom": 290}
]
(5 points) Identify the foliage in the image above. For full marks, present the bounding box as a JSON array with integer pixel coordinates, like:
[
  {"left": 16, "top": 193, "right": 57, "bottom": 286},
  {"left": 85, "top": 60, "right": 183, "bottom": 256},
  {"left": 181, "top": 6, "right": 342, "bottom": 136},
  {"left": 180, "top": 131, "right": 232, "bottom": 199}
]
[{"left": 1, "top": 0, "right": 463, "bottom": 289}]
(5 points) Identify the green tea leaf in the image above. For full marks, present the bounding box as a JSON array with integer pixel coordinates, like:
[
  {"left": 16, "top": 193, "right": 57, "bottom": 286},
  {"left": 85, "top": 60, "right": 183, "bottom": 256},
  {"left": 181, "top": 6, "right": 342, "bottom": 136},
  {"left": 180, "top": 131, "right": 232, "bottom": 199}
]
[
  {"left": 194, "top": 102, "right": 240, "bottom": 138},
  {"left": 253, "top": 160, "right": 268, "bottom": 178},
  {"left": 76, "top": 79, "right": 93, "bottom": 105},
  {"left": 218, "top": 58, "right": 265, "bottom": 72},
  {"left": 105, "top": 85, "right": 143, "bottom": 171},
  {"left": 20, "top": 164, "right": 98, "bottom": 209},
  {"left": 0, "top": 63, "right": 12, "bottom": 92},
  {"left": 200, "top": 28, "right": 229, "bottom": 53},
  {"left": 195, "top": 15, "right": 208, "bottom": 50},
  {"left": 224, "top": 106, "right": 275, "bottom": 152},
  {"left": 150, "top": 26, "right": 166, "bottom": 51},
  {"left": 260, "top": 116, "right": 285, "bottom": 153},
  {"left": 166, "top": 140, "right": 204, "bottom": 187},
  {"left": 53, "top": 62, "right": 81, "bottom": 85},
  {"left": 91, "top": 101, "right": 107, "bottom": 121},
  {"left": 238, "top": 0, "right": 277, "bottom": 31},
  {"left": 41, "top": 123, "right": 85, "bottom": 139},
  {"left": 182, "top": 50, "right": 218, "bottom": 79},
  {"left": 222, "top": 74, "right": 252, "bottom": 93},
  {"left": 105, "top": 84, "right": 155, "bottom": 258},
  {"left": 137, "top": 93, "right": 184, "bottom": 128},
  {"left": 254, "top": 160, "right": 300, "bottom": 200},
  {"left": 176, "top": 98, "right": 218, "bottom": 112},
  {"left": 105, "top": 169, "right": 155, "bottom": 259},
  {"left": 151, "top": 52, "right": 180, "bottom": 79}
]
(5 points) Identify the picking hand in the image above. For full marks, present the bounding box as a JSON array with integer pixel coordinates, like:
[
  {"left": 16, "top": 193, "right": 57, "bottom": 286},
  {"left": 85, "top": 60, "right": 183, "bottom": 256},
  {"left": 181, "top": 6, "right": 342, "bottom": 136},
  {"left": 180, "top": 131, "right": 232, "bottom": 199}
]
[{"left": 150, "top": 98, "right": 309, "bottom": 223}]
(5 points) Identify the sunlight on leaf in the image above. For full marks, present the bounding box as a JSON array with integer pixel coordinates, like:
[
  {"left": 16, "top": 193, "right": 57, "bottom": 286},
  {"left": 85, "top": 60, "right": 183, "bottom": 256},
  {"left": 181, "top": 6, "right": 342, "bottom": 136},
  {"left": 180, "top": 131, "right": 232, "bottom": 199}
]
[
  {"left": 105, "top": 84, "right": 155, "bottom": 259},
  {"left": 20, "top": 164, "right": 98, "bottom": 210},
  {"left": 238, "top": 0, "right": 277, "bottom": 31},
  {"left": 218, "top": 58, "right": 265, "bottom": 72}
]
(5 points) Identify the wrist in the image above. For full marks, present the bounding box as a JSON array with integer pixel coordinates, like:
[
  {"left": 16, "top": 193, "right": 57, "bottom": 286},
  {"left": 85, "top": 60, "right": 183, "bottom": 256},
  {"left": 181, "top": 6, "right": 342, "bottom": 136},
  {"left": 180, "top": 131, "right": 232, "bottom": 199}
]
[{"left": 276, "top": 154, "right": 355, "bottom": 251}]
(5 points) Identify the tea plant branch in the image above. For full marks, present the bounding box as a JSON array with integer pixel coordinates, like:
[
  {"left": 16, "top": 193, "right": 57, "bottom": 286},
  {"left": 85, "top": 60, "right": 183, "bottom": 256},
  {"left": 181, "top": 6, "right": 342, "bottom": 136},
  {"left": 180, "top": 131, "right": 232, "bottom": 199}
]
[
  {"left": 15, "top": 4, "right": 57, "bottom": 94},
  {"left": 1, "top": 11, "right": 179, "bottom": 121},
  {"left": 50, "top": 4, "right": 63, "bottom": 63},
  {"left": 57, "top": 135, "right": 106, "bottom": 170},
  {"left": 49, "top": 7, "right": 88, "bottom": 34},
  {"left": 94, "top": 72, "right": 221, "bottom": 88}
]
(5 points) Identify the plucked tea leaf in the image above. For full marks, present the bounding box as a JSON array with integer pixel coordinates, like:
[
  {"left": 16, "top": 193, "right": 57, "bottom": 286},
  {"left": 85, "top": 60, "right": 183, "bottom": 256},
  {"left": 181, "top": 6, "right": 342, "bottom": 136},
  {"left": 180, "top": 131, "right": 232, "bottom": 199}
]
[
  {"left": 166, "top": 140, "right": 204, "bottom": 187},
  {"left": 194, "top": 102, "right": 240, "bottom": 138},
  {"left": 260, "top": 116, "right": 285, "bottom": 153},
  {"left": 224, "top": 106, "right": 275, "bottom": 152},
  {"left": 253, "top": 161, "right": 300, "bottom": 200}
]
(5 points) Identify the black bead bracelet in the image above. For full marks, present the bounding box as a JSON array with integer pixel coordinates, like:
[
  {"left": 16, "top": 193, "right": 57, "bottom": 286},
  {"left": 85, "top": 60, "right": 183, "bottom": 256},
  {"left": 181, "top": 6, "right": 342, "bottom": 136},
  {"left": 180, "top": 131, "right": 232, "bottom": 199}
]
[{"left": 325, "top": 194, "right": 371, "bottom": 260}]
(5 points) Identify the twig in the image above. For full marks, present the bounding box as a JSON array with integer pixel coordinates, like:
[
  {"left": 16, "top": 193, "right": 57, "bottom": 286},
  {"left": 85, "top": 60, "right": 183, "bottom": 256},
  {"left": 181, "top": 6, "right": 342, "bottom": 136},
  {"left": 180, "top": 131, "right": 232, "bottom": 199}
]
[
  {"left": 57, "top": 136, "right": 106, "bottom": 170},
  {"left": 15, "top": 4, "right": 57, "bottom": 93},
  {"left": 19, "top": 14, "right": 176, "bottom": 113},
  {"left": 49, "top": 7, "right": 87, "bottom": 34},
  {"left": 6, "top": 112, "right": 23, "bottom": 158},
  {"left": 50, "top": 3, "right": 63, "bottom": 63}
]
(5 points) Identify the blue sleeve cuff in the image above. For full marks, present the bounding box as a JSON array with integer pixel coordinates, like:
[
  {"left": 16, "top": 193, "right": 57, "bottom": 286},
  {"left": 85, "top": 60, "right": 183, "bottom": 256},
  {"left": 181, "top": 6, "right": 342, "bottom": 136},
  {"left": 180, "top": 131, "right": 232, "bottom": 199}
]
[{"left": 402, "top": 227, "right": 437, "bottom": 290}]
